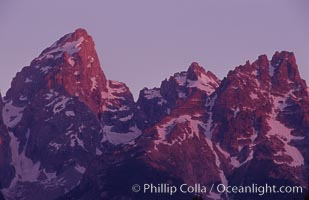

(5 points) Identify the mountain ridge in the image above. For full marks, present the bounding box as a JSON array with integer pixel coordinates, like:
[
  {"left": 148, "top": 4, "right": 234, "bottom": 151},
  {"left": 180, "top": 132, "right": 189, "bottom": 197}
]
[{"left": 0, "top": 28, "right": 308, "bottom": 200}]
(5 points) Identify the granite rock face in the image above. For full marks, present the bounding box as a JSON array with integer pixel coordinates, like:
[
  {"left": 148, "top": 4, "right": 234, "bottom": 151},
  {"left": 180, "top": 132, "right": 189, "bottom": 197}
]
[
  {"left": 0, "top": 29, "right": 139, "bottom": 200},
  {"left": 62, "top": 53, "right": 308, "bottom": 200},
  {"left": 0, "top": 29, "right": 308, "bottom": 200}
]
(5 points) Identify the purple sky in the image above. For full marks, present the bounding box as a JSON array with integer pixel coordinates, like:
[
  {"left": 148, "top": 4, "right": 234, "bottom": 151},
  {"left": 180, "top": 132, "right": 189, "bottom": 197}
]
[{"left": 0, "top": 1, "right": 308, "bottom": 99}]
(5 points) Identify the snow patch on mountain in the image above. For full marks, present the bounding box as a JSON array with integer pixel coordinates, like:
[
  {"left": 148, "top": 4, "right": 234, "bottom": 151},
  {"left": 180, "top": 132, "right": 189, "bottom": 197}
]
[
  {"left": 74, "top": 164, "right": 86, "bottom": 174},
  {"left": 174, "top": 72, "right": 187, "bottom": 86},
  {"left": 204, "top": 95, "right": 217, "bottom": 139},
  {"left": 65, "top": 111, "right": 75, "bottom": 117},
  {"left": 90, "top": 77, "right": 98, "bottom": 91},
  {"left": 46, "top": 93, "right": 71, "bottom": 114},
  {"left": 249, "top": 92, "right": 259, "bottom": 100},
  {"left": 68, "top": 57, "right": 75, "bottom": 66},
  {"left": 49, "top": 142, "right": 62, "bottom": 151},
  {"left": 25, "top": 78, "right": 32, "bottom": 83},
  {"left": 268, "top": 93, "right": 304, "bottom": 167},
  {"left": 153, "top": 115, "right": 203, "bottom": 150},
  {"left": 36, "top": 36, "right": 84, "bottom": 61},
  {"left": 119, "top": 114, "right": 133, "bottom": 122},
  {"left": 204, "top": 138, "right": 228, "bottom": 186},
  {"left": 101, "top": 80, "right": 127, "bottom": 101},
  {"left": 34, "top": 65, "right": 52, "bottom": 74},
  {"left": 2, "top": 100, "right": 25, "bottom": 128},
  {"left": 187, "top": 72, "right": 219, "bottom": 95},
  {"left": 273, "top": 94, "right": 290, "bottom": 111},
  {"left": 143, "top": 89, "right": 161, "bottom": 99},
  {"left": 267, "top": 114, "right": 304, "bottom": 167},
  {"left": 269, "top": 63, "right": 275, "bottom": 77},
  {"left": 103, "top": 125, "right": 142, "bottom": 145},
  {"left": 8, "top": 130, "right": 41, "bottom": 185},
  {"left": 67, "top": 132, "right": 86, "bottom": 150},
  {"left": 232, "top": 107, "right": 240, "bottom": 118},
  {"left": 19, "top": 95, "right": 27, "bottom": 101}
]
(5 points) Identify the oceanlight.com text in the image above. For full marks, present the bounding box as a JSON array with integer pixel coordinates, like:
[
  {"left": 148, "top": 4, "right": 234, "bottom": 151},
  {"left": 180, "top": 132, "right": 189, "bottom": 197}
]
[{"left": 132, "top": 183, "right": 304, "bottom": 196}]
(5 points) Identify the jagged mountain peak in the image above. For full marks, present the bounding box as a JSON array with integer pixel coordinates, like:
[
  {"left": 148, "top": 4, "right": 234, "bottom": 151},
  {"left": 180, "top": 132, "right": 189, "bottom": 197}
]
[
  {"left": 29, "top": 28, "right": 107, "bottom": 83},
  {"left": 1, "top": 26, "right": 308, "bottom": 200},
  {"left": 135, "top": 63, "right": 221, "bottom": 131},
  {"left": 209, "top": 51, "right": 308, "bottom": 171},
  {"left": 186, "top": 62, "right": 204, "bottom": 80},
  {"left": 228, "top": 54, "right": 268, "bottom": 77},
  {"left": 186, "top": 62, "right": 219, "bottom": 83},
  {"left": 1, "top": 29, "right": 113, "bottom": 198},
  {"left": 4, "top": 28, "right": 109, "bottom": 114},
  {"left": 257, "top": 54, "right": 269, "bottom": 66},
  {"left": 270, "top": 51, "right": 303, "bottom": 86},
  {"left": 215, "top": 52, "right": 308, "bottom": 121},
  {"left": 138, "top": 62, "right": 221, "bottom": 105},
  {"left": 32, "top": 28, "right": 95, "bottom": 64},
  {"left": 43, "top": 28, "right": 90, "bottom": 52},
  {"left": 271, "top": 51, "right": 296, "bottom": 68},
  {"left": 163, "top": 62, "right": 221, "bottom": 95},
  {"left": 184, "top": 62, "right": 220, "bottom": 95},
  {"left": 223, "top": 51, "right": 306, "bottom": 91}
]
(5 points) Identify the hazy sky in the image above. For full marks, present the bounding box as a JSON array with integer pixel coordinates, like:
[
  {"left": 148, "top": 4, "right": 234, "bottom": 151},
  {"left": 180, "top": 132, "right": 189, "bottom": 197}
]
[{"left": 0, "top": 0, "right": 308, "bottom": 99}]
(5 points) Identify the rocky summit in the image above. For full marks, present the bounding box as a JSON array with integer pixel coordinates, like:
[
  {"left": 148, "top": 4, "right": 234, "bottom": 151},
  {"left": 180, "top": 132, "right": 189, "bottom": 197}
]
[{"left": 0, "top": 29, "right": 308, "bottom": 200}]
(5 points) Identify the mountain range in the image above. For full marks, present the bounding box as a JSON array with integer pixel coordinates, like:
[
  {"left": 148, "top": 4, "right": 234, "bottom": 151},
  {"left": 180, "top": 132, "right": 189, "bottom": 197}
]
[{"left": 0, "top": 28, "right": 308, "bottom": 200}]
